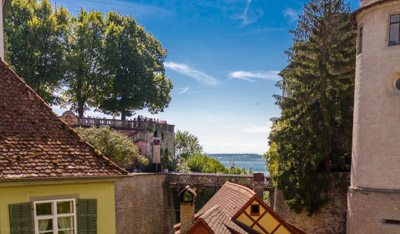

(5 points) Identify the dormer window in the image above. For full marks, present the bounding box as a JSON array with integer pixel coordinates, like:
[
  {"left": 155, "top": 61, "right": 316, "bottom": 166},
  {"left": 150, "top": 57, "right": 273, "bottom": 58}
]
[{"left": 390, "top": 14, "right": 400, "bottom": 45}]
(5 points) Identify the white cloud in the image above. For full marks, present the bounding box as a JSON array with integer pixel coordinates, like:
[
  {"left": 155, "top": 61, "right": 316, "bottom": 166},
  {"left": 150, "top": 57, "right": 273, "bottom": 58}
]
[
  {"left": 238, "top": 0, "right": 264, "bottom": 25},
  {"left": 178, "top": 87, "right": 190, "bottom": 95},
  {"left": 284, "top": 7, "right": 298, "bottom": 22},
  {"left": 228, "top": 70, "right": 280, "bottom": 82},
  {"left": 165, "top": 62, "right": 218, "bottom": 85},
  {"left": 243, "top": 125, "right": 269, "bottom": 134}
]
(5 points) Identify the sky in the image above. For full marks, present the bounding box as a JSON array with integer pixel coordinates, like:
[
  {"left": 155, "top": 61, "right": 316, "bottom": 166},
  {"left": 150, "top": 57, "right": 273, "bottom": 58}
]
[{"left": 51, "top": 0, "right": 360, "bottom": 154}]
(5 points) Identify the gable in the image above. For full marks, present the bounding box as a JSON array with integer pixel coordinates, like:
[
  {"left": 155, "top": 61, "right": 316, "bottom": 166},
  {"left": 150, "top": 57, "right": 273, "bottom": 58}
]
[
  {"left": 187, "top": 219, "right": 213, "bottom": 234},
  {"left": 0, "top": 61, "right": 127, "bottom": 179},
  {"left": 234, "top": 196, "right": 299, "bottom": 234}
]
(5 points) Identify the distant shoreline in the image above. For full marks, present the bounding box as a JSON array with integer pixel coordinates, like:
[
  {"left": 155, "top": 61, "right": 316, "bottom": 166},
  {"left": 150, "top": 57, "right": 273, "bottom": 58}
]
[{"left": 208, "top": 153, "right": 269, "bottom": 176}]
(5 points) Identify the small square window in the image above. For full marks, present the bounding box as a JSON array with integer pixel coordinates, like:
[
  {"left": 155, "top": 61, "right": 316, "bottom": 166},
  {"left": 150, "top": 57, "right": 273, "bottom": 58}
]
[{"left": 251, "top": 205, "right": 260, "bottom": 216}]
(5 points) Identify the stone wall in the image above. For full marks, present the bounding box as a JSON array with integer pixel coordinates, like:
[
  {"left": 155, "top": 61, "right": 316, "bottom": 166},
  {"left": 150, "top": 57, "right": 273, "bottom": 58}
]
[
  {"left": 115, "top": 174, "right": 176, "bottom": 234},
  {"left": 273, "top": 173, "right": 349, "bottom": 234},
  {"left": 347, "top": 188, "right": 400, "bottom": 234}
]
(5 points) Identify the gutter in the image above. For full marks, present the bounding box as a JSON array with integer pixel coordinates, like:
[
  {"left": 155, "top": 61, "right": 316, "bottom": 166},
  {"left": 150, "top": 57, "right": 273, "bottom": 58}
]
[{"left": 0, "top": 175, "right": 129, "bottom": 187}]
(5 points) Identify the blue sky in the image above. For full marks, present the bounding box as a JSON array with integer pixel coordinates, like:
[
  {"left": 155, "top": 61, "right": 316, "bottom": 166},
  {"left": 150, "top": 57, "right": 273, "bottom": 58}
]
[{"left": 51, "top": 0, "right": 360, "bottom": 154}]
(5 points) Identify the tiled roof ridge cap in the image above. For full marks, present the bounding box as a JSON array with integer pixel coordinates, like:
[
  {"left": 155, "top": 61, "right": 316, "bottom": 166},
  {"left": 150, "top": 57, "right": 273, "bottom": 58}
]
[
  {"left": 225, "top": 181, "right": 256, "bottom": 195},
  {"left": 200, "top": 205, "right": 224, "bottom": 220},
  {"left": 0, "top": 60, "right": 127, "bottom": 176}
]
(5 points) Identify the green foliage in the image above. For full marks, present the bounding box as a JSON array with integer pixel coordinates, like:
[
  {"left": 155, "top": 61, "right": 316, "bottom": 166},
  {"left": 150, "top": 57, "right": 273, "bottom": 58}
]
[
  {"left": 99, "top": 12, "right": 173, "bottom": 120},
  {"left": 76, "top": 126, "right": 148, "bottom": 167},
  {"left": 175, "top": 130, "right": 203, "bottom": 160},
  {"left": 265, "top": 0, "right": 355, "bottom": 215},
  {"left": 195, "top": 190, "right": 216, "bottom": 212},
  {"left": 5, "top": 0, "right": 173, "bottom": 119},
  {"left": 5, "top": 0, "right": 69, "bottom": 104},
  {"left": 174, "top": 130, "right": 251, "bottom": 175},
  {"left": 63, "top": 9, "right": 105, "bottom": 117},
  {"left": 186, "top": 154, "right": 228, "bottom": 174},
  {"left": 161, "top": 149, "right": 176, "bottom": 171}
]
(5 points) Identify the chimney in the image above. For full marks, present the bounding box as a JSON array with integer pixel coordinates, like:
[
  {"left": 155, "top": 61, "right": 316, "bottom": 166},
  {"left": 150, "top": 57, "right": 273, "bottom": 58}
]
[
  {"left": 252, "top": 173, "right": 264, "bottom": 199},
  {"left": 178, "top": 185, "right": 197, "bottom": 234}
]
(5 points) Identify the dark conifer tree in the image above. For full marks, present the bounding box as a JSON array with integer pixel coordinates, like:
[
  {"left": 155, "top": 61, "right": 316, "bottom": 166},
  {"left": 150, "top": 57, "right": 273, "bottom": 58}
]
[{"left": 265, "top": 0, "right": 356, "bottom": 215}]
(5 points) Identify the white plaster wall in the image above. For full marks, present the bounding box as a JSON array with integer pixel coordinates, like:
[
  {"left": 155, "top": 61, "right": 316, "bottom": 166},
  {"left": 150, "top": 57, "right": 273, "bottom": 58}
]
[{"left": 352, "top": 1, "right": 400, "bottom": 189}]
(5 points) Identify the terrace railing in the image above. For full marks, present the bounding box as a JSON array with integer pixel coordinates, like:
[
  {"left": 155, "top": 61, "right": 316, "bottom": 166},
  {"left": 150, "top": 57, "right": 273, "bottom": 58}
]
[{"left": 163, "top": 172, "right": 273, "bottom": 191}]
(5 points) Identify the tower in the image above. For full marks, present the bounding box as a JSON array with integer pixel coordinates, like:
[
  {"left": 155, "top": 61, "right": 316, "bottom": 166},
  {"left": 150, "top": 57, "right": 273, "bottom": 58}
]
[{"left": 349, "top": 0, "right": 400, "bottom": 233}]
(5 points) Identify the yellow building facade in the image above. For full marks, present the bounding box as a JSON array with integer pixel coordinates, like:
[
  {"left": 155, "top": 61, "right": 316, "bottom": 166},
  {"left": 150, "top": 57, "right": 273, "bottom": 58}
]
[{"left": 0, "top": 180, "right": 119, "bottom": 234}]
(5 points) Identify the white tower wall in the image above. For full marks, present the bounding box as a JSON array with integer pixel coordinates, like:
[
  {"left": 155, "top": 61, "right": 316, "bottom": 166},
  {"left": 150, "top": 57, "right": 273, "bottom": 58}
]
[
  {"left": 352, "top": 1, "right": 400, "bottom": 190},
  {"left": 348, "top": 1, "right": 400, "bottom": 233}
]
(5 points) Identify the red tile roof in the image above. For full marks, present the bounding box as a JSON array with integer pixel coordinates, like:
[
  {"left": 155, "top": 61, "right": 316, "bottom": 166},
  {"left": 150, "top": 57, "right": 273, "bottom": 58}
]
[
  {"left": 196, "top": 182, "right": 256, "bottom": 219},
  {"left": 0, "top": 60, "right": 127, "bottom": 179},
  {"left": 198, "top": 205, "right": 247, "bottom": 234}
]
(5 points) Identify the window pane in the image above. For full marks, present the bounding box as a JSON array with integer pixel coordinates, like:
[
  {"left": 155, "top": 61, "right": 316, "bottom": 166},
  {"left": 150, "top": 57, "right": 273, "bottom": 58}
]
[
  {"left": 36, "top": 203, "right": 52, "bottom": 216},
  {"left": 58, "top": 216, "right": 73, "bottom": 229},
  {"left": 390, "top": 23, "right": 399, "bottom": 45},
  {"left": 38, "top": 219, "right": 53, "bottom": 231},
  {"left": 391, "top": 15, "right": 400, "bottom": 23},
  {"left": 57, "top": 201, "right": 73, "bottom": 214}
]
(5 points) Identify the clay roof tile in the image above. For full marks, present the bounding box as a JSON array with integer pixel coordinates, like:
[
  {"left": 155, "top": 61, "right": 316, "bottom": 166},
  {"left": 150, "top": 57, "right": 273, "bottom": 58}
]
[{"left": 0, "top": 60, "right": 127, "bottom": 179}]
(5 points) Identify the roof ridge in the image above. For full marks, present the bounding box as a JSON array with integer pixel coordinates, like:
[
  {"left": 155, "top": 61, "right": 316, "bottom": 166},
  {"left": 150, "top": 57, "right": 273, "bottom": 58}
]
[
  {"left": 225, "top": 181, "right": 256, "bottom": 195},
  {"left": 200, "top": 205, "right": 224, "bottom": 219},
  {"left": 0, "top": 60, "right": 127, "bottom": 178}
]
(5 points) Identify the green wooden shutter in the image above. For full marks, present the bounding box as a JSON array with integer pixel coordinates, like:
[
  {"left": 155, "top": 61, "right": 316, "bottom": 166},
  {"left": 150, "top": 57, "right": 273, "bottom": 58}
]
[
  {"left": 9, "top": 202, "right": 33, "bottom": 234},
  {"left": 78, "top": 199, "right": 97, "bottom": 234}
]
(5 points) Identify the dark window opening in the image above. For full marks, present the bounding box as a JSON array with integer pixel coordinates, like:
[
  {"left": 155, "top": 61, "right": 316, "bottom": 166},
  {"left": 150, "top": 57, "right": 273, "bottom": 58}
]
[
  {"left": 390, "top": 15, "right": 400, "bottom": 45},
  {"left": 358, "top": 26, "right": 363, "bottom": 54},
  {"left": 382, "top": 219, "right": 400, "bottom": 225},
  {"left": 251, "top": 205, "right": 260, "bottom": 216},
  {"left": 396, "top": 78, "right": 400, "bottom": 91}
]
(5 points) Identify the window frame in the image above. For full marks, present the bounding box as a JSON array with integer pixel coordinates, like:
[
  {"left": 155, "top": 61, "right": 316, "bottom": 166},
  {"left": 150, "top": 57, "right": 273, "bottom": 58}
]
[
  {"left": 33, "top": 198, "right": 77, "bottom": 234},
  {"left": 250, "top": 204, "right": 260, "bottom": 216},
  {"left": 389, "top": 14, "right": 400, "bottom": 46}
]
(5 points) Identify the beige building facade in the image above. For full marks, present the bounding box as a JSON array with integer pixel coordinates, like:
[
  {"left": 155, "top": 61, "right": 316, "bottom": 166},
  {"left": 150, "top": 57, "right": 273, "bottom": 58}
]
[{"left": 349, "top": 0, "right": 400, "bottom": 233}]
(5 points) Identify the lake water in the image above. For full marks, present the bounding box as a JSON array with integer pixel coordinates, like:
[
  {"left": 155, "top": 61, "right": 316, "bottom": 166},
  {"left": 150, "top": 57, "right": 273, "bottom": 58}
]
[{"left": 208, "top": 154, "right": 269, "bottom": 176}]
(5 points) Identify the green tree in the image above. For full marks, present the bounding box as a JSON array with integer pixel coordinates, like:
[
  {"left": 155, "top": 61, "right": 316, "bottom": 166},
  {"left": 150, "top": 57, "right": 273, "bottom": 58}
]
[
  {"left": 174, "top": 130, "right": 251, "bottom": 174},
  {"left": 175, "top": 130, "right": 203, "bottom": 160},
  {"left": 76, "top": 126, "right": 148, "bottom": 167},
  {"left": 63, "top": 9, "right": 105, "bottom": 118},
  {"left": 186, "top": 154, "right": 228, "bottom": 174},
  {"left": 4, "top": 0, "right": 69, "bottom": 104},
  {"left": 100, "top": 12, "right": 173, "bottom": 120},
  {"left": 265, "top": 0, "right": 355, "bottom": 215}
]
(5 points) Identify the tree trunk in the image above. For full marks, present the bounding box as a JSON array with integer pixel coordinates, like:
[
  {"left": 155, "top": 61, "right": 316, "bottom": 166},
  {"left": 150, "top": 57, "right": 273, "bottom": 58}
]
[
  {"left": 78, "top": 105, "right": 84, "bottom": 118},
  {"left": 121, "top": 109, "right": 126, "bottom": 121}
]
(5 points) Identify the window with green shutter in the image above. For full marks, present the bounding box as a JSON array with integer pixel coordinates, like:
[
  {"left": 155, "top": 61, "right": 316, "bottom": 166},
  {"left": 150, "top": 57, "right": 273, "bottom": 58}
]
[
  {"left": 77, "top": 199, "right": 97, "bottom": 234},
  {"left": 9, "top": 199, "right": 97, "bottom": 234},
  {"left": 9, "top": 202, "right": 34, "bottom": 234}
]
